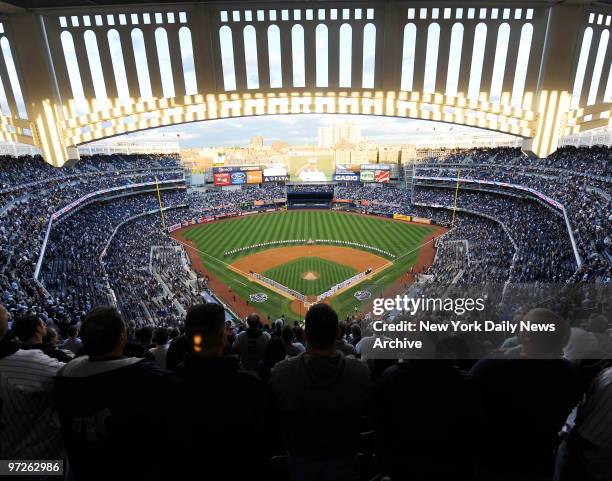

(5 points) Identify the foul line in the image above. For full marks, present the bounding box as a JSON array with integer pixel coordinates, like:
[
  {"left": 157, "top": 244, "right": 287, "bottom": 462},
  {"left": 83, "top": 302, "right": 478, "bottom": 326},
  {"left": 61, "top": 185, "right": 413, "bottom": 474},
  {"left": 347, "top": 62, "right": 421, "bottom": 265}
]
[{"left": 393, "top": 228, "right": 455, "bottom": 264}]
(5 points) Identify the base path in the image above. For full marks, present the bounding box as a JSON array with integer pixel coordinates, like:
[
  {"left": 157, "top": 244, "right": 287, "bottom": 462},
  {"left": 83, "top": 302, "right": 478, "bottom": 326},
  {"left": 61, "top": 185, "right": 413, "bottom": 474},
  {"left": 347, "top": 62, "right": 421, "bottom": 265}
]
[{"left": 231, "top": 245, "right": 390, "bottom": 274}]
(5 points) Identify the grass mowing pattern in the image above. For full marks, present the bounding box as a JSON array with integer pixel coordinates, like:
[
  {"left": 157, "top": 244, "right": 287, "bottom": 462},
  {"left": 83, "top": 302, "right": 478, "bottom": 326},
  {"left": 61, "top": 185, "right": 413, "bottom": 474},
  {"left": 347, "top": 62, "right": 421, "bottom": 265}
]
[
  {"left": 183, "top": 211, "right": 437, "bottom": 321},
  {"left": 263, "top": 257, "right": 357, "bottom": 296}
]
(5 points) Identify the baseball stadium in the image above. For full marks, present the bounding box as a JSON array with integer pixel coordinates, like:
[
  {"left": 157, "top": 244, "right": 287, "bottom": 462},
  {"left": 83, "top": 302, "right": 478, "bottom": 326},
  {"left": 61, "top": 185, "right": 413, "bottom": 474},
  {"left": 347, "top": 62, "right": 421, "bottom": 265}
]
[{"left": 0, "top": 1, "right": 611, "bottom": 481}]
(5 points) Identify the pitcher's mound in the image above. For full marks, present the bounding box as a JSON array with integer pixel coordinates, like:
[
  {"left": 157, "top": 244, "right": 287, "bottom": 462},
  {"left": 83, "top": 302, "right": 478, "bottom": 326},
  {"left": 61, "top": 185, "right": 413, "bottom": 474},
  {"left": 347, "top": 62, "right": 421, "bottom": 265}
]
[{"left": 301, "top": 271, "right": 320, "bottom": 280}]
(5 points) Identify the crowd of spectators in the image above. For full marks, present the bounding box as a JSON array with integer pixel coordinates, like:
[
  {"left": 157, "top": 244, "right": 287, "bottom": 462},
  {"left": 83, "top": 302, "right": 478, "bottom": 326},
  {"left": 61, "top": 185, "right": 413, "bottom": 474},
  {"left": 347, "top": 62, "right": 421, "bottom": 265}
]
[
  {"left": 286, "top": 183, "right": 335, "bottom": 193},
  {"left": 415, "top": 145, "right": 611, "bottom": 282},
  {"left": 413, "top": 187, "right": 576, "bottom": 282},
  {"left": 0, "top": 154, "right": 185, "bottom": 337},
  {"left": 423, "top": 210, "right": 514, "bottom": 283},
  {"left": 1, "top": 299, "right": 611, "bottom": 481},
  {"left": 186, "top": 185, "right": 286, "bottom": 212},
  {"left": 335, "top": 184, "right": 412, "bottom": 210},
  {"left": 41, "top": 191, "right": 189, "bottom": 327}
]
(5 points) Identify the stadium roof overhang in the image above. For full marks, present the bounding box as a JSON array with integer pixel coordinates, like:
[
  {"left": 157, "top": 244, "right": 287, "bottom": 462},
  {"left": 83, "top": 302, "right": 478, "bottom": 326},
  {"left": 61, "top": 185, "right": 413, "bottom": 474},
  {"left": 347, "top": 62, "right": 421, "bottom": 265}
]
[
  {"left": 1, "top": 0, "right": 611, "bottom": 12},
  {"left": 0, "top": 0, "right": 609, "bottom": 165}
]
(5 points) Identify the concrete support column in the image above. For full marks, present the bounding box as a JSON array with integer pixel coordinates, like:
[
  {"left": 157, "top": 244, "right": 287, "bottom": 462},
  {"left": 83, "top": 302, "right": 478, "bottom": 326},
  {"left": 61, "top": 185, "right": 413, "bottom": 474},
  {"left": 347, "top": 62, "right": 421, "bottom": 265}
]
[
  {"left": 523, "top": 4, "right": 586, "bottom": 158},
  {"left": 8, "top": 13, "right": 73, "bottom": 166}
]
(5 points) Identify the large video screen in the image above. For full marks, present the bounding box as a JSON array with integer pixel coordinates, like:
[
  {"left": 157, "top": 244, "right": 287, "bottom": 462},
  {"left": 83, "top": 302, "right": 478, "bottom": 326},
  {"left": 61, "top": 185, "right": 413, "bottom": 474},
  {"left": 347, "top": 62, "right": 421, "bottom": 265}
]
[{"left": 288, "top": 154, "right": 335, "bottom": 182}]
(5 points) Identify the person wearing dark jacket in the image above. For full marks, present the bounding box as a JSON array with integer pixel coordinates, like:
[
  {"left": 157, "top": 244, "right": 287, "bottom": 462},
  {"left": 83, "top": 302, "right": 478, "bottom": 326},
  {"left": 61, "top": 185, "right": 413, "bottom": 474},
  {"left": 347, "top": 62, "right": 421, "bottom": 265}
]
[
  {"left": 232, "top": 313, "right": 270, "bottom": 370},
  {"left": 12, "top": 314, "right": 72, "bottom": 363},
  {"left": 470, "top": 308, "right": 583, "bottom": 480},
  {"left": 257, "top": 336, "right": 287, "bottom": 381},
  {"left": 269, "top": 303, "right": 372, "bottom": 481},
  {"left": 169, "top": 303, "right": 273, "bottom": 481},
  {"left": 54, "top": 306, "right": 172, "bottom": 481},
  {"left": 373, "top": 358, "right": 480, "bottom": 481},
  {"left": 166, "top": 333, "right": 191, "bottom": 370}
]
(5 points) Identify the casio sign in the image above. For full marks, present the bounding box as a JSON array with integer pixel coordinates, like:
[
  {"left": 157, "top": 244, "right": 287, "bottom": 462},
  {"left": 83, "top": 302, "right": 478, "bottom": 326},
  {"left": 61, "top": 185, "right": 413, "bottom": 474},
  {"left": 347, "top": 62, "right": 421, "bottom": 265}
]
[{"left": 334, "top": 174, "right": 359, "bottom": 182}]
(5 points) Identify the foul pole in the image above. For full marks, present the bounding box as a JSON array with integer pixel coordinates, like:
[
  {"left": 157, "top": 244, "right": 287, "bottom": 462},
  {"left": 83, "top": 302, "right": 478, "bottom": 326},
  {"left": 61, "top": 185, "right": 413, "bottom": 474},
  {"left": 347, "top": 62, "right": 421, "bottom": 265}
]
[
  {"left": 155, "top": 177, "right": 167, "bottom": 232},
  {"left": 451, "top": 169, "right": 461, "bottom": 226}
]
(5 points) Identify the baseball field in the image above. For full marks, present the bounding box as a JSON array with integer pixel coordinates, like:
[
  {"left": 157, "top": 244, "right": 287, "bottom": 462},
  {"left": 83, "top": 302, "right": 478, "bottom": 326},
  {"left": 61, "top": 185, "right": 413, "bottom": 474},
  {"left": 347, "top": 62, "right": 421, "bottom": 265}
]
[{"left": 172, "top": 210, "right": 443, "bottom": 322}]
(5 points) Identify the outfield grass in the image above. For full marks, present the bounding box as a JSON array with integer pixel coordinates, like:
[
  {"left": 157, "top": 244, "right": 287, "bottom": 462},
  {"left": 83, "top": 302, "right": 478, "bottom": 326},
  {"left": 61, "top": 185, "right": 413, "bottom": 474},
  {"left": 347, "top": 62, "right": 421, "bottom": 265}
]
[
  {"left": 183, "top": 211, "right": 436, "bottom": 321},
  {"left": 263, "top": 256, "right": 357, "bottom": 296}
]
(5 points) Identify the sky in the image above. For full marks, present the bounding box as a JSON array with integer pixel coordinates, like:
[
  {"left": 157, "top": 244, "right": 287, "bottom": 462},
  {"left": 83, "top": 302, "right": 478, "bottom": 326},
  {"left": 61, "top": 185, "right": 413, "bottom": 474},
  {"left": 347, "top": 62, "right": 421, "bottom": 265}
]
[{"left": 116, "top": 115, "right": 498, "bottom": 148}]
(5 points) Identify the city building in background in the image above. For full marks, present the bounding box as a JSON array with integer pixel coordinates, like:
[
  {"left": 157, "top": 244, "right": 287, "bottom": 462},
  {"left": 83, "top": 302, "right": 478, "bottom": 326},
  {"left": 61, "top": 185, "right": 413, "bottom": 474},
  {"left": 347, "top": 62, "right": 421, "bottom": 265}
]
[
  {"left": 318, "top": 122, "right": 362, "bottom": 148},
  {"left": 249, "top": 136, "right": 264, "bottom": 149}
]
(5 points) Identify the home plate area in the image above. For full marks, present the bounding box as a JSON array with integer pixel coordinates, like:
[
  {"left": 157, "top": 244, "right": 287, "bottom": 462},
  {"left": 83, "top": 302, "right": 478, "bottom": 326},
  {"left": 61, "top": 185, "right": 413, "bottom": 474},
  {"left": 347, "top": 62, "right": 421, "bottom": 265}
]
[{"left": 229, "top": 246, "right": 391, "bottom": 313}]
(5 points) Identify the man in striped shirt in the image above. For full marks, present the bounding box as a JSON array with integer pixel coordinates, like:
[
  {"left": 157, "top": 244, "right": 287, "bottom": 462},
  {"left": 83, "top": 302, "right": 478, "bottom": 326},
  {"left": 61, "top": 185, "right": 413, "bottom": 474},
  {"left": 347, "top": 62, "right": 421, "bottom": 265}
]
[{"left": 0, "top": 304, "right": 65, "bottom": 460}]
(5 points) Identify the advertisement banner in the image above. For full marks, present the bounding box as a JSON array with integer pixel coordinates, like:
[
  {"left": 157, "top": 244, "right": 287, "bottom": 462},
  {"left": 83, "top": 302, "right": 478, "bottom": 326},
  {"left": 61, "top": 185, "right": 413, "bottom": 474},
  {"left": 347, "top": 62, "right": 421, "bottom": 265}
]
[
  {"left": 414, "top": 176, "right": 565, "bottom": 211},
  {"left": 264, "top": 175, "right": 290, "bottom": 182},
  {"left": 213, "top": 165, "right": 261, "bottom": 174},
  {"left": 360, "top": 170, "right": 375, "bottom": 182},
  {"left": 247, "top": 170, "right": 263, "bottom": 184},
  {"left": 375, "top": 170, "right": 391, "bottom": 183},
  {"left": 230, "top": 171, "right": 247, "bottom": 184},
  {"left": 333, "top": 173, "right": 360, "bottom": 182},
  {"left": 393, "top": 214, "right": 412, "bottom": 222},
  {"left": 51, "top": 180, "right": 184, "bottom": 220},
  {"left": 412, "top": 217, "right": 432, "bottom": 224},
  {"left": 213, "top": 173, "right": 231, "bottom": 186},
  {"left": 361, "top": 163, "right": 391, "bottom": 170}
]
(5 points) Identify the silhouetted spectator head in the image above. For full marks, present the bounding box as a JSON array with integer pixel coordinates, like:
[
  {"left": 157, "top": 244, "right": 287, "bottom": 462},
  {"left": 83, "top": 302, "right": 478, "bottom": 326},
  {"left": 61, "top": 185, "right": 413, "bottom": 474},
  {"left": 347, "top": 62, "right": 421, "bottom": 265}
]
[
  {"left": 246, "top": 313, "right": 261, "bottom": 329},
  {"left": 12, "top": 314, "right": 46, "bottom": 344},
  {"left": 168, "top": 327, "right": 180, "bottom": 340},
  {"left": 281, "top": 325, "right": 294, "bottom": 344},
  {"left": 126, "top": 321, "right": 136, "bottom": 337},
  {"left": 337, "top": 322, "right": 347, "bottom": 340},
  {"left": 350, "top": 323, "right": 361, "bottom": 340},
  {"left": 519, "top": 308, "right": 569, "bottom": 358},
  {"left": 67, "top": 325, "right": 79, "bottom": 339},
  {"left": 81, "top": 306, "right": 127, "bottom": 358},
  {"left": 263, "top": 337, "right": 286, "bottom": 367},
  {"left": 153, "top": 327, "right": 169, "bottom": 346},
  {"left": 294, "top": 325, "right": 305, "bottom": 344},
  {"left": 44, "top": 327, "right": 58, "bottom": 347},
  {"left": 135, "top": 326, "right": 154, "bottom": 345},
  {"left": 305, "top": 303, "right": 339, "bottom": 351},
  {"left": 0, "top": 304, "right": 10, "bottom": 340},
  {"left": 588, "top": 313, "right": 609, "bottom": 333},
  {"left": 185, "top": 303, "right": 226, "bottom": 355}
]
